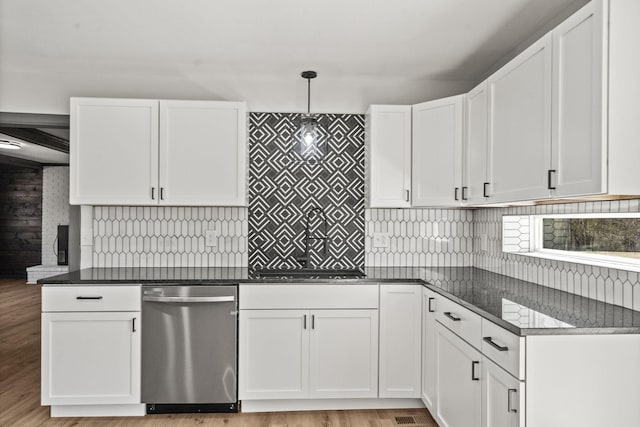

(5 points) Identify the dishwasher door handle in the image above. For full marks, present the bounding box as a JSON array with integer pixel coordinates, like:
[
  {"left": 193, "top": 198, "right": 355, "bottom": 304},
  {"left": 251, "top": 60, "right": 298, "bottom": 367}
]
[{"left": 143, "top": 296, "right": 236, "bottom": 303}]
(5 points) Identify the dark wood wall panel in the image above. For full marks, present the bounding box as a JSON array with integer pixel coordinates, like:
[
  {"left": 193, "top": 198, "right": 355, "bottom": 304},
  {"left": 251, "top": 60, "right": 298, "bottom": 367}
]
[{"left": 0, "top": 160, "right": 42, "bottom": 278}]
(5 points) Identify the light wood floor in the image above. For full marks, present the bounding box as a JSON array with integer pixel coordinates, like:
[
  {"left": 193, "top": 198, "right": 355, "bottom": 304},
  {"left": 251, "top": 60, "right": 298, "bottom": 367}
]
[{"left": 0, "top": 279, "right": 436, "bottom": 427}]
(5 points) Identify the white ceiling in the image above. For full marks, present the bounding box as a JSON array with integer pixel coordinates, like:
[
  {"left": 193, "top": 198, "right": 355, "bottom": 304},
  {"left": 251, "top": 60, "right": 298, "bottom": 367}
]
[
  {"left": 0, "top": 133, "right": 69, "bottom": 164},
  {"left": 0, "top": 0, "right": 582, "bottom": 113}
]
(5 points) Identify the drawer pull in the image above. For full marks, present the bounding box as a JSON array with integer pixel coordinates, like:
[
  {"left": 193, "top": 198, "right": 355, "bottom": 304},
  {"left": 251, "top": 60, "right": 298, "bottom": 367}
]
[
  {"left": 483, "top": 336, "right": 508, "bottom": 352},
  {"left": 444, "top": 311, "right": 461, "bottom": 322},
  {"left": 428, "top": 297, "right": 435, "bottom": 313},
  {"left": 303, "top": 314, "right": 307, "bottom": 330},
  {"left": 508, "top": 388, "right": 518, "bottom": 413},
  {"left": 311, "top": 314, "right": 315, "bottom": 330},
  {"left": 132, "top": 317, "right": 137, "bottom": 332},
  {"left": 471, "top": 361, "right": 480, "bottom": 381},
  {"left": 76, "top": 296, "right": 103, "bottom": 300}
]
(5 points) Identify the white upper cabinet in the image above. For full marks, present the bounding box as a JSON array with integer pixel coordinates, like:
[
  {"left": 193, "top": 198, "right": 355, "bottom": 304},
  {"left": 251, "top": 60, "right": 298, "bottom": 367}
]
[
  {"left": 487, "top": 33, "right": 553, "bottom": 203},
  {"left": 70, "top": 97, "right": 247, "bottom": 206},
  {"left": 412, "top": 95, "right": 465, "bottom": 207},
  {"left": 464, "top": 82, "right": 490, "bottom": 205},
  {"left": 551, "top": 0, "right": 607, "bottom": 198},
  {"left": 159, "top": 101, "right": 247, "bottom": 206},
  {"left": 365, "top": 105, "right": 412, "bottom": 207},
  {"left": 70, "top": 98, "right": 159, "bottom": 205}
]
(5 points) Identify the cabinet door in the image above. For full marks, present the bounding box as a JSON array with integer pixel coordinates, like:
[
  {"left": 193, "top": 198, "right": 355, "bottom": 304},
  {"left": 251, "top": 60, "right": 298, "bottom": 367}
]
[
  {"left": 159, "top": 100, "right": 247, "bottom": 206},
  {"left": 487, "top": 34, "right": 552, "bottom": 203},
  {"left": 464, "top": 82, "right": 490, "bottom": 205},
  {"left": 482, "top": 358, "right": 524, "bottom": 427},
  {"left": 379, "top": 284, "right": 421, "bottom": 398},
  {"left": 41, "top": 311, "right": 140, "bottom": 405},
  {"left": 551, "top": 0, "right": 607, "bottom": 197},
  {"left": 422, "top": 288, "right": 438, "bottom": 411},
  {"left": 238, "top": 310, "right": 309, "bottom": 400},
  {"left": 412, "top": 95, "right": 464, "bottom": 207},
  {"left": 366, "top": 105, "right": 412, "bottom": 207},
  {"left": 70, "top": 98, "right": 159, "bottom": 205},
  {"left": 435, "top": 322, "right": 481, "bottom": 427},
  {"left": 309, "top": 310, "right": 378, "bottom": 399}
]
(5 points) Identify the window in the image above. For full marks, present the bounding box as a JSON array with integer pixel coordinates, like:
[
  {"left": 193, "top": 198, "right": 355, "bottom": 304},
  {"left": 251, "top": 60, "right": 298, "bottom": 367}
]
[{"left": 503, "top": 213, "right": 640, "bottom": 272}]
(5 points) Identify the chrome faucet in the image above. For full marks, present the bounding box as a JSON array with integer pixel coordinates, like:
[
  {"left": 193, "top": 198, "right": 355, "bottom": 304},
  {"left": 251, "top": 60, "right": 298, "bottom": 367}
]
[{"left": 295, "top": 206, "right": 329, "bottom": 269}]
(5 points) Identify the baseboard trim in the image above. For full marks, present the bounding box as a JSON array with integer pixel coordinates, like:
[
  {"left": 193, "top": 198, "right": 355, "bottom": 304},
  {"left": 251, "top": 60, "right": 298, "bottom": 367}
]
[
  {"left": 240, "top": 398, "right": 425, "bottom": 413},
  {"left": 50, "top": 404, "right": 146, "bottom": 417}
]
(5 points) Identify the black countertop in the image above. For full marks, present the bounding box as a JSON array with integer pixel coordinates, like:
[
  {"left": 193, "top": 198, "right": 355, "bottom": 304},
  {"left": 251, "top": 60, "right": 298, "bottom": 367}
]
[{"left": 39, "top": 266, "right": 640, "bottom": 336}]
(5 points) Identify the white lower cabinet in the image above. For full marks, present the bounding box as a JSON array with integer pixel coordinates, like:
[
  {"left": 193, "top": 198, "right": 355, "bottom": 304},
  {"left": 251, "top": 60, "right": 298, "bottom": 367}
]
[
  {"left": 482, "top": 358, "right": 524, "bottom": 427},
  {"left": 379, "top": 284, "right": 422, "bottom": 398},
  {"left": 41, "top": 312, "right": 141, "bottom": 405},
  {"left": 435, "top": 322, "right": 482, "bottom": 427},
  {"left": 238, "top": 310, "right": 309, "bottom": 399},
  {"left": 309, "top": 310, "right": 379, "bottom": 398},
  {"left": 239, "top": 308, "right": 378, "bottom": 400},
  {"left": 421, "top": 288, "right": 438, "bottom": 411}
]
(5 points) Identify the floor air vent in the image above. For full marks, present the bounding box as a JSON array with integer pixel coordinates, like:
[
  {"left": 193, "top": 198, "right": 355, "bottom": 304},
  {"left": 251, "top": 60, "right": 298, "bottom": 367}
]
[{"left": 393, "top": 415, "right": 433, "bottom": 425}]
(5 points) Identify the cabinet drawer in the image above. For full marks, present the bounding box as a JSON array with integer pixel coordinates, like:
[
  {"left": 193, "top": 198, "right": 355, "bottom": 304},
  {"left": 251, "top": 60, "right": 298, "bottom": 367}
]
[
  {"left": 42, "top": 286, "right": 141, "bottom": 312},
  {"left": 481, "top": 319, "right": 525, "bottom": 380},
  {"left": 240, "top": 284, "right": 378, "bottom": 309},
  {"left": 436, "top": 296, "right": 482, "bottom": 349}
]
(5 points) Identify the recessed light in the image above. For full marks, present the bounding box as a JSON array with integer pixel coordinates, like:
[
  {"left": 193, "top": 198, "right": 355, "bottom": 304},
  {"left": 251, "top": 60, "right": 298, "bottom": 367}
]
[{"left": 0, "top": 139, "right": 23, "bottom": 150}]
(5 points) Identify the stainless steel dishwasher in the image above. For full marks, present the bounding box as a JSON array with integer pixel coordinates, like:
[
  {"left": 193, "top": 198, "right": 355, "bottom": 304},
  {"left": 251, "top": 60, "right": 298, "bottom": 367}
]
[{"left": 141, "top": 285, "right": 238, "bottom": 413}]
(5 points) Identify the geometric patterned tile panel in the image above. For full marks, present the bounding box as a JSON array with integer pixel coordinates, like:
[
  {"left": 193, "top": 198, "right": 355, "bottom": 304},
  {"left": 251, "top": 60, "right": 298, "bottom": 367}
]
[
  {"left": 474, "top": 199, "right": 640, "bottom": 311},
  {"left": 92, "top": 206, "right": 248, "bottom": 267},
  {"left": 366, "top": 208, "right": 474, "bottom": 267},
  {"left": 249, "top": 113, "right": 365, "bottom": 269}
]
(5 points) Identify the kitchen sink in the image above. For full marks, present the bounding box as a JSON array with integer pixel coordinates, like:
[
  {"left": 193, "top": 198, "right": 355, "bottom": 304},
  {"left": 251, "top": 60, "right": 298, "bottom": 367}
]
[{"left": 253, "top": 268, "right": 366, "bottom": 279}]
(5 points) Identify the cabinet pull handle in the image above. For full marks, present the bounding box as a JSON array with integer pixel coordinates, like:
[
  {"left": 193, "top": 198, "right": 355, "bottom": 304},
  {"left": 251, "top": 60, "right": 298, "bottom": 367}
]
[
  {"left": 405, "top": 189, "right": 410, "bottom": 202},
  {"left": 444, "top": 311, "right": 461, "bottom": 322},
  {"left": 508, "top": 388, "right": 518, "bottom": 413},
  {"left": 548, "top": 169, "right": 556, "bottom": 190},
  {"left": 303, "top": 314, "right": 307, "bottom": 330},
  {"left": 160, "top": 187, "right": 165, "bottom": 200},
  {"left": 471, "top": 361, "right": 480, "bottom": 381},
  {"left": 462, "top": 186, "right": 468, "bottom": 201},
  {"left": 483, "top": 336, "right": 508, "bottom": 352},
  {"left": 76, "top": 296, "right": 103, "bottom": 300},
  {"left": 483, "top": 182, "right": 490, "bottom": 198},
  {"left": 132, "top": 317, "right": 137, "bottom": 332},
  {"left": 151, "top": 187, "right": 155, "bottom": 200},
  {"left": 311, "top": 314, "right": 315, "bottom": 329},
  {"left": 428, "top": 297, "right": 435, "bottom": 313},
  {"left": 454, "top": 187, "right": 459, "bottom": 201}
]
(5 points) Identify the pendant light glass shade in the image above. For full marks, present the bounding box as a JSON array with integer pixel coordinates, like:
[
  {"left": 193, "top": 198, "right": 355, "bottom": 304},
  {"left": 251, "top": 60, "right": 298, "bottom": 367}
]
[{"left": 293, "top": 71, "right": 328, "bottom": 160}]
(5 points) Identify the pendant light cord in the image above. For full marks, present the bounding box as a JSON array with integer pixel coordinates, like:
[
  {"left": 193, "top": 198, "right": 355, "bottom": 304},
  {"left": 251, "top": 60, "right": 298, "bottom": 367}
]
[{"left": 307, "top": 77, "right": 311, "bottom": 114}]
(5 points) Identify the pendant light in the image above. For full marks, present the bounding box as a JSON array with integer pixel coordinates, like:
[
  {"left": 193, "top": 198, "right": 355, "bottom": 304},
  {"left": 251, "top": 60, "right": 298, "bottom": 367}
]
[{"left": 294, "top": 70, "right": 327, "bottom": 159}]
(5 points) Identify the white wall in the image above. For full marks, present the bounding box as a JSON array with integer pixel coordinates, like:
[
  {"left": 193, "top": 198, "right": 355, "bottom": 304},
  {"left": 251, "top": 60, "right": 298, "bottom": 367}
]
[
  {"left": 0, "top": 69, "right": 472, "bottom": 115},
  {"left": 41, "top": 166, "right": 70, "bottom": 265}
]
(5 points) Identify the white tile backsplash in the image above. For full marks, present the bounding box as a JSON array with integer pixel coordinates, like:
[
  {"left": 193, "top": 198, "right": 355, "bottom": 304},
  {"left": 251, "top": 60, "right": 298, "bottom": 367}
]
[
  {"left": 92, "top": 206, "right": 248, "bottom": 267},
  {"left": 474, "top": 199, "right": 640, "bottom": 311},
  {"left": 365, "top": 208, "right": 474, "bottom": 267}
]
